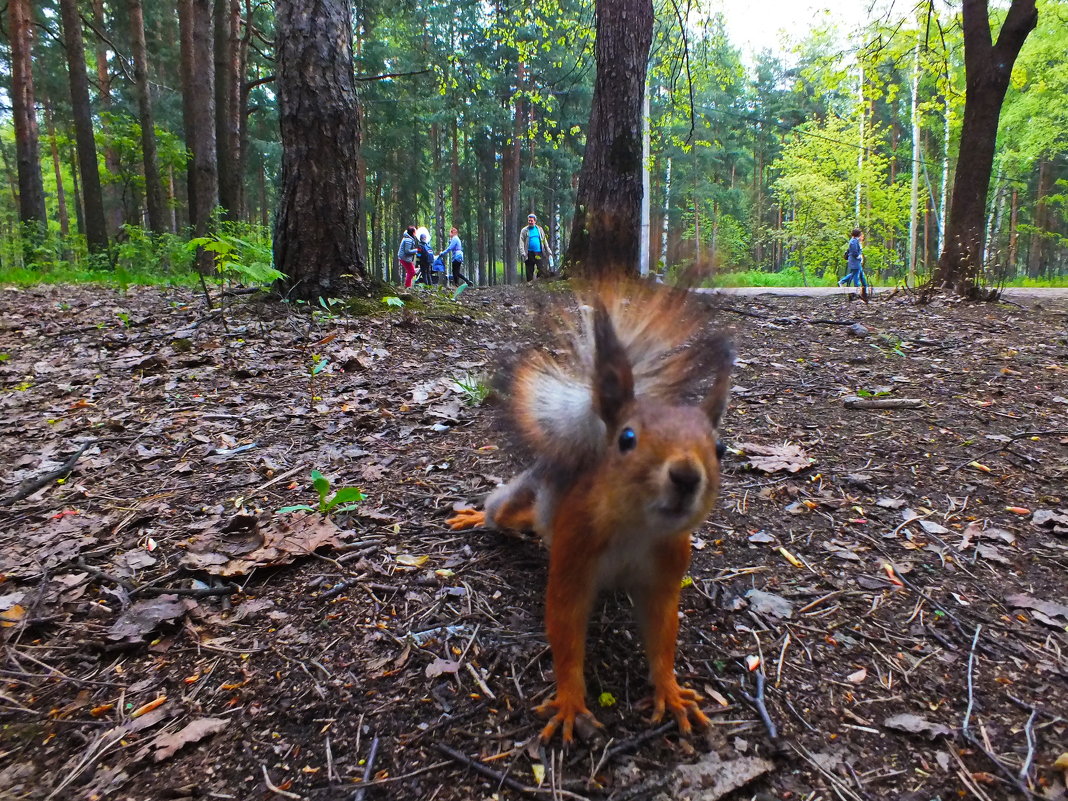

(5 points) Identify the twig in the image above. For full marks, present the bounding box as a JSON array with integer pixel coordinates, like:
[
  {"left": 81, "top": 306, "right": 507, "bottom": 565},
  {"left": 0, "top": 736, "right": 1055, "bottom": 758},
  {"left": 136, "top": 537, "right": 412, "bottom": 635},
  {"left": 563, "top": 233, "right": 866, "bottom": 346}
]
[
  {"left": 738, "top": 669, "right": 779, "bottom": 742},
  {"left": 352, "top": 735, "right": 380, "bottom": 801},
  {"left": 952, "top": 429, "right": 1068, "bottom": 473},
  {"left": 842, "top": 397, "right": 924, "bottom": 410},
  {"left": 961, "top": 625, "right": 1037, "bottom": 799},
  {"left": 1019, "top": 707, "right": 1037, "bottom": 783},
  {"left": 433, "top": 743, "right": 589, "bottom": 800},
  {"left": 261, "top": 765, "right": 301, "bottom": 799},
  {"left": 1, "top": 444, "right": 90, "bottom": 506},
  {"left": 962, "top": 625, "right": 981, "bottom": 737},
  {"left": 603, "top": 721, "right": 674, "bottom": 761},
  {"left": 132, "top": 583, "right": 241, "bottom": 598}
]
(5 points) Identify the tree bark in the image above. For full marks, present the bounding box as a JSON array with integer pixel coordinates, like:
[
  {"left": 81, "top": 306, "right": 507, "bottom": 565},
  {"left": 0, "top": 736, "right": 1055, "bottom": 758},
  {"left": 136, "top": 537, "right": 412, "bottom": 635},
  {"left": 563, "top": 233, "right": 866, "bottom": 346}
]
[
  {"left": 45, "top": 104, "right": 71, "bottom": 246},
  {"left": 562, "top": 0, "right": 654, "bottom": 279},
  {"left": 214, "top": 0, "right": 243, "bottom": 220},
  {"left": 182, "top": 0, "right": 220, "bottom": 272},
  {"left": 934, "top": 0, "right": 1037, "bottom": 294},
  {"left": 1027, "top": 158, "right": 1050, "bottom": 278},
  {"left": 9, "top": 0, "right": 47, "bottom": 229},
  {"left": 59, "top": 0, "right": 109, "bottom": 253},
  {"left": 129, "top": 0, "right": 167, "bottom": 233},
  {"left": 273, "top": 0, "right": 366, "bottom": 300}
]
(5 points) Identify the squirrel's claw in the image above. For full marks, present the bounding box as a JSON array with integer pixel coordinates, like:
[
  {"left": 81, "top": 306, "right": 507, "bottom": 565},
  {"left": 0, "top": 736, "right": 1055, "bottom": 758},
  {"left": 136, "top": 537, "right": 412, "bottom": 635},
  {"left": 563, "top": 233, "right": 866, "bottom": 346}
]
[
  {"left": 646, "top": 683, "right": 711, "bottom": 734},
  {"left": 446, "top": 508, "right": 485, "bottom": 530},
  {"left": 535, "top": 696, "right": 603, "bottom": 744}
]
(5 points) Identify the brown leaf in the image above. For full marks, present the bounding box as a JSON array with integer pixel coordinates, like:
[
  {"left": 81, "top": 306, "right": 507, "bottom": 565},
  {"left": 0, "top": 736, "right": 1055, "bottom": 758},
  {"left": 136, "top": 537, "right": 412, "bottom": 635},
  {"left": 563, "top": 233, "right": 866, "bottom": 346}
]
[
  {"left": 1004, "top": 593, "right": 1068, "bottom": 622},
  {"left": 147, "top": 717, "right": 228, "bottom": 762},
  {"left": 737, "top": 442, "right": 812, "bottom": 473},
  {"left": 181, "top": 513, "right": 347, "bottom": 576},
  {"left": 107, "top": 596, "right": 198, "bottom": 643},
  {"left": 883, "top": 713, "right": 953, "bottom": 739}
]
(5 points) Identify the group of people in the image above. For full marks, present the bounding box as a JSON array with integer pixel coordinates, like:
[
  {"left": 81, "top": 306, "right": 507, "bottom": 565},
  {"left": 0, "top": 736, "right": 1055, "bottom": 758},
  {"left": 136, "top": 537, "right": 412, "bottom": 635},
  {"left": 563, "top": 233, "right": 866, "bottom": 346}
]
[
  {"left": 396, "top": 226, "right": 471, "bottom": 289},
  {"left": 396, "top": 214, "right": 556, "bottom": 289}
]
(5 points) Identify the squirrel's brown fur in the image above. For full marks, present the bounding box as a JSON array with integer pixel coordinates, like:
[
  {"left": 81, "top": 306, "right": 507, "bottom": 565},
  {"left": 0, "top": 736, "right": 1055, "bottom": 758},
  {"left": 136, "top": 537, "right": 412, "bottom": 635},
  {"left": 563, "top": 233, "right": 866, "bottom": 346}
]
[{"left": 448, "top": 281, "right": 733, "bottom": 743}]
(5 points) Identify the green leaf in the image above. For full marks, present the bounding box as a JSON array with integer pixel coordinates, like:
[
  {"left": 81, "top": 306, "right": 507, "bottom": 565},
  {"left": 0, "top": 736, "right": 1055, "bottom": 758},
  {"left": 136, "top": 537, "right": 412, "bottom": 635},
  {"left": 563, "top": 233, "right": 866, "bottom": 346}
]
[
  {"left": 311, "top": 470, "right": 330, "bottom": 506},
  {"left": 277, "top": 504, "right": 317, "bottom": 514},
  {"left": 323, "top": 487, "right": 366, "bottom": 511}
]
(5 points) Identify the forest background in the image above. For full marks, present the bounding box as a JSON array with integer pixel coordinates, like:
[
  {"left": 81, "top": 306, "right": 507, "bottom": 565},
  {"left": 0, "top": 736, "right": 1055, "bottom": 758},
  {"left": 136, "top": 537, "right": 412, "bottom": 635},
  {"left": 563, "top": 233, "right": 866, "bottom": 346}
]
[{"left": 1, "top": 0, "right": 1066, "bottom": 290}]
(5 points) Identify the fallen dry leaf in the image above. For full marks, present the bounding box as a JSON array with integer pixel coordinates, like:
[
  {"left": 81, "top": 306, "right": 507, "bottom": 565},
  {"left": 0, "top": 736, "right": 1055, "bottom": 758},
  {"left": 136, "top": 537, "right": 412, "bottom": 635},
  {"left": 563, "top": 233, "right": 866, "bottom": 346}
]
[
  {"left": 146, "top": 717, "right": 228, "bottom": 762},
  {"left": 1004, "top": 594, "right": 1068, "bottom": 622},
  {"left": 107, "top": 596, "right": 198, "bottom": 643},
  {"left": 737, "top": 441, "right": 812, "bottom": 473},
  {"left": 883, "top": 713, "right": 953, "bottom": 739},
  {"left": 182, "top": 512, "right": 348, "bottom": 576}
]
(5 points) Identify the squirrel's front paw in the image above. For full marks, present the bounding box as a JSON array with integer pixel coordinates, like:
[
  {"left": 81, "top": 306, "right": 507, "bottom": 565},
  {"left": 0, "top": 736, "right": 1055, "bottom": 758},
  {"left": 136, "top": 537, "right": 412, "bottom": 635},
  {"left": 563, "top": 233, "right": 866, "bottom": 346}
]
[
  {"left": 646, "top": 682, "right": 711, "bottom": 734},
  {"left": 446, "top": 508, "right": 485, "bottom": 530},
  {"left": 535, "top": 695, "right": 603, "bottom": 744}
]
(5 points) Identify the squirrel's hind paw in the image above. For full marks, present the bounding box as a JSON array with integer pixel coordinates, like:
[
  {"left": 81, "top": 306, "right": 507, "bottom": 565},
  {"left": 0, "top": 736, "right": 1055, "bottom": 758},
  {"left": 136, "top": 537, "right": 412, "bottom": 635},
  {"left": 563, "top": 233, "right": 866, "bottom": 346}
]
[
  {"left": 646, "top": 684, "right": 711, "bottom": 735},
  {"left": 535, "top": 696, "right": 603, "bottom": 744},
  {"left": 446, "top": 508, "right": 486, "bottom": 530}
]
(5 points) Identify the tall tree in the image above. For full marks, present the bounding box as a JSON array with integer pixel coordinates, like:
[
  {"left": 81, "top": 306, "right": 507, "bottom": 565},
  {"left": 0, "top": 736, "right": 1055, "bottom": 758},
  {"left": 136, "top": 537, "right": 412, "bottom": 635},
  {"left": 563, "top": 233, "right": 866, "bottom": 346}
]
[
  {"left": 8, "top": 0, "right": 47, "bottom": 230},
  {"left": 273, "top": 0, "right": 365, "bottom": 299},
  {"left": 180, "top": 0, "right": 220, "bottom": 271},
  {"left": 563, "top": 0, "right": 654, "bottom": 278},
  {"left": 129, "top": 0, "right": 167, "bottom": 233},
  {"left": 933, "top": 0, "right": 1037, "bottom": 294},
  {"left": 59, "top": 0, "right": 110, "bottom": 253},
  {"left": 214, "top": 0, "right": 242, "bottom": 219}
]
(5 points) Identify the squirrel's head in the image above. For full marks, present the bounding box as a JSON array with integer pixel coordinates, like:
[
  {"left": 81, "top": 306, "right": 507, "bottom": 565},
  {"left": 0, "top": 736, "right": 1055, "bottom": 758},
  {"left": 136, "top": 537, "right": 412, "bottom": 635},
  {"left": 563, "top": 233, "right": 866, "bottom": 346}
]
[{"left": 589, "top": 298, "right": 732, "bottom": 535}]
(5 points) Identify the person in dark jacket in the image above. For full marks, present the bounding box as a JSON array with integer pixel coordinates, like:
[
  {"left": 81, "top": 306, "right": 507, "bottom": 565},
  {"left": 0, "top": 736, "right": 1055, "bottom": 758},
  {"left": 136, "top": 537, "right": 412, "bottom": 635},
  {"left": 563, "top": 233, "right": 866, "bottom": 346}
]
[
  {"left": 415, "top": 231, "right": 434, "bottom": 285},
  {"left": 838, "top": 228, "right": 868, "bottom": 290}
]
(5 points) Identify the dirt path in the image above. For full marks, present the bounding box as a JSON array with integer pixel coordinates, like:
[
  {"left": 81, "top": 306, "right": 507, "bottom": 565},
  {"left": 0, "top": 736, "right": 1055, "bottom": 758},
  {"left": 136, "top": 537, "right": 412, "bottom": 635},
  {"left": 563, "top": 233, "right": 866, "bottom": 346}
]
[
  {"left": 709, "top": 285, "right": 1068, "bottom": 302},
  {"left": 1, "top": 284, "right": 1066, "bottom": 801}
]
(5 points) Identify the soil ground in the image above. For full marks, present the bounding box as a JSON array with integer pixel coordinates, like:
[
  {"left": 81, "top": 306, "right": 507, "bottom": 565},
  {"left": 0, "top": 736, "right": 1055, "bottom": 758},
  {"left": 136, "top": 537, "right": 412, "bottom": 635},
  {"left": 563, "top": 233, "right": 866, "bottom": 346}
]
[{"left": 1, "top": 282, "right": 1066, "bottom": 801}]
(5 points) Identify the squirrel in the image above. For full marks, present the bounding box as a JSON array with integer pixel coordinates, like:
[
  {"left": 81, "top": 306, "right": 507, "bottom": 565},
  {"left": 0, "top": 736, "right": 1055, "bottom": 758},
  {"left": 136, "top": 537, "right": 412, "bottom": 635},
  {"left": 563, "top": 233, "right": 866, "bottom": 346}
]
[{"left": 447, "top": 281, "right": 733, "bottom": 744}]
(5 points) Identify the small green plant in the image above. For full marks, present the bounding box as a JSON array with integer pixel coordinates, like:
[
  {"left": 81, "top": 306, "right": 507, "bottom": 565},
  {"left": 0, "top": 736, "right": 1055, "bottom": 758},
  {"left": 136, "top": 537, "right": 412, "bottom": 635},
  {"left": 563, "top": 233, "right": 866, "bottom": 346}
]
[
  {"left": 382, "top": 295, "right": 405, "bottom": 308},
  {"left": 188, "top": 222, "right": 283, "bottom": 285},
  {"left": 855, "top": 387, "right": 891, "bottom": 398},
  {"left": 116, "top": 311, "right": 132, "bottom": 328},
  {"left": 453, "top": 372, "right": 491, "bottom": 406},
  {"left": 871, "top": 333, "right": 905, "bottom": 358},
  {"left": 278, "top": 470, "right": 365, "bottom": 515}
]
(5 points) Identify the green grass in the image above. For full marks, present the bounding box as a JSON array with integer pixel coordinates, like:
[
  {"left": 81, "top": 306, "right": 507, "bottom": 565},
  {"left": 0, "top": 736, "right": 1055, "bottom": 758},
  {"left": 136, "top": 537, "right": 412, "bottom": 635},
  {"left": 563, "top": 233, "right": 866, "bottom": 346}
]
[{"left": 0, "top": 262, "right": 204, "bottom": 289}]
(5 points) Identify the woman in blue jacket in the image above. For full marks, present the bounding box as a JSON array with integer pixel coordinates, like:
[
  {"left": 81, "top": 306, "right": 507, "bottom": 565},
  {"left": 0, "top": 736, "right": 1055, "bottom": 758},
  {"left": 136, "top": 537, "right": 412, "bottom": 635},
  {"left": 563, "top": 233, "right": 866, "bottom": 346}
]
[
  {"left": 838, "top": 228, "right": 868, "bottom": 290},
  {"left": 440, "top": 227, "right": 472, "bottom": 287}
]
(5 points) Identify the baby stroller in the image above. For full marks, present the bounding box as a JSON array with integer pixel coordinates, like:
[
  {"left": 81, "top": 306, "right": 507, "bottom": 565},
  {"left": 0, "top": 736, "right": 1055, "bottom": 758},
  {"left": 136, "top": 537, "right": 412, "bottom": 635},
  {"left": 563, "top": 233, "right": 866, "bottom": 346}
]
[{"left": 431, "top": 253, "right": 448, "bottom": 285}]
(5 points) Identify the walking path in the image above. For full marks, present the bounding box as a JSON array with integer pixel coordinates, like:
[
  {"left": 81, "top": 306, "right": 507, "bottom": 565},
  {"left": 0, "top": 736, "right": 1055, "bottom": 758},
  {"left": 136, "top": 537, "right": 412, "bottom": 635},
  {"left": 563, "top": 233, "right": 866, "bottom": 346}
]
[{"left": 703, "top": 286, "right": 1068, "bottom": 301}]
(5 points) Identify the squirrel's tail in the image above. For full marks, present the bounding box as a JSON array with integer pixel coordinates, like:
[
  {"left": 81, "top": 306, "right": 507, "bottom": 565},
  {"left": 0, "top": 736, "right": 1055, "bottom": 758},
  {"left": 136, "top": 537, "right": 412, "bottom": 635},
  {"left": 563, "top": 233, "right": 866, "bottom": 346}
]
[{"left": 509, "top": 281, "right": 729, "bottom": 469}]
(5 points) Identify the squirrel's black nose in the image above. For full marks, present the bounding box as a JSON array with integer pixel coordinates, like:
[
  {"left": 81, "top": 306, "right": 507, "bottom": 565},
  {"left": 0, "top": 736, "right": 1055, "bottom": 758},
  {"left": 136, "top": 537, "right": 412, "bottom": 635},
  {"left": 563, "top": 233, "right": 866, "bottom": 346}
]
[{"left": 668, "top": 462, "right": 702, "bottom": 495}]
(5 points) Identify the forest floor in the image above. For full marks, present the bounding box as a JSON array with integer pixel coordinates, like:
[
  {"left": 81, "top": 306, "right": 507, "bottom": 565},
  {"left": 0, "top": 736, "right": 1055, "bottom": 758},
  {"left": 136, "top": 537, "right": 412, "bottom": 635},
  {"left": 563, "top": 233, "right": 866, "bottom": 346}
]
[{"left": 1, "top": 282, "right": 1067, "bottom": 801}]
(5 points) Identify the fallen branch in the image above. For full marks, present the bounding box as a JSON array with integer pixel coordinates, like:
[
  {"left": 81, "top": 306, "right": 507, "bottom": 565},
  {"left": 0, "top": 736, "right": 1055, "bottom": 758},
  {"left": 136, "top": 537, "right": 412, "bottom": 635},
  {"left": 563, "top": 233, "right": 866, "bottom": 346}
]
[
  {"left": 351, "top": 735, "right": 380, "bottom": 801},
  {"left": 842, "top": 397, "right": 924, "bottom": 410},
  {"left": 738, "top": 668, "right": 779, "bottom": 743},
  {"left": 1, "top": 444, "right": 90, "bottom": 506}
]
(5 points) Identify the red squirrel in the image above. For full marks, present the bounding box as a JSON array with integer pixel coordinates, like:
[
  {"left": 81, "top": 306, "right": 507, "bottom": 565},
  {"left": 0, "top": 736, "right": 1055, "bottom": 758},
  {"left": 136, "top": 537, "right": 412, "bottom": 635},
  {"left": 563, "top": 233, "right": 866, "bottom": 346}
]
[{"left": 448, "top": 282, "right": 732, "bottom": 743}]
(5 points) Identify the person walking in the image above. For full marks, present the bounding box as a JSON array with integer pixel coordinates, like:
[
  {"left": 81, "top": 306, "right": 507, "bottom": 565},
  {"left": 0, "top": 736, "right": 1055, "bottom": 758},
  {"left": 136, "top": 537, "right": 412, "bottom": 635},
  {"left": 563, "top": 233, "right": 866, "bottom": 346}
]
[
  {"left": 519, "top": 214, "right": 553, "bottom": 282},
  {"left": 838, "top": 228, "right": 868, "bottom": 291},
  {"left": 397, "top": 226, "right": 419, "bottom": 288},
  {"left": 440, "top": 227, "right": 472, "bottom": 287}
]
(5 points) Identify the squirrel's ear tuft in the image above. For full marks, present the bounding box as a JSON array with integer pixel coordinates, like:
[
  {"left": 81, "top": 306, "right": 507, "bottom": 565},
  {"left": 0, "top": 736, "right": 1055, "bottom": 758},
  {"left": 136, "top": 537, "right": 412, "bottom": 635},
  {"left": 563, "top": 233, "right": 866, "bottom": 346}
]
[
  {"left": 591, "top": 298, "right": 634, "bottom": 429},
  {"left": 703, "top": 337, "right": 734, "bottom": 429}
]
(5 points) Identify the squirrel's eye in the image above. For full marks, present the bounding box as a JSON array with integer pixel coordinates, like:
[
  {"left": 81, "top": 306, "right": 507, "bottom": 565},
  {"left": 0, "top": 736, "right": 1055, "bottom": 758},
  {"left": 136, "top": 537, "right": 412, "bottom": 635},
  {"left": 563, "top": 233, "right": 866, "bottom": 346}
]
[
  {"left": 715, "top": 440, "right": 727, "bottom": 460},
  {"left": 618, "top": 427, "right": 638, "bottom": 452}
]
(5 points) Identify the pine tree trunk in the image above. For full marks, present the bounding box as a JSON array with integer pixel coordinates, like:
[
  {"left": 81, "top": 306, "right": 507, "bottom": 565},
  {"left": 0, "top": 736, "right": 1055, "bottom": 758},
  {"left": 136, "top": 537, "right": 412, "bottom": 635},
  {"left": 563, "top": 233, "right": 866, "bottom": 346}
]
[
  {"left": 9, "top": 0, "right": 47, "bottom": 230},
  {"left": 274, "top": 0, "right": 365, "bottom": 299},
  {"left": 179, "top": 0, "right": 198, "bottom": 224},
  {"left": 1027, "top": 158, "right": 1050, "bottom": 278},
  {"left": 214, "top": 0, "right": 242, "bottom": 220},
  {"left": 187, "top": 0, "right": 219, "bottom": 272},
  {"left": 68, "top": 144, "right": 85, "bottom": 238},
  {"left": 563, "top": 0, "right": 653, "bottom": 278},
  {"left": 934, "top": 0, "right": 1037, "bottom": 295},
  {"left": 92, "top": 0, "right": 125, "bottom": 236},
  {"left": 129, "top": 0, "right": 167, "bottom": 233},
  {"left": 60, "top": 0, "right": 109, "bottom": 253},
  {"left": 1008, "top": 188, "right": 1019, "bottom": 272},
  {"left": 45, "top": 104, "right": 71, "bottom": 242}
]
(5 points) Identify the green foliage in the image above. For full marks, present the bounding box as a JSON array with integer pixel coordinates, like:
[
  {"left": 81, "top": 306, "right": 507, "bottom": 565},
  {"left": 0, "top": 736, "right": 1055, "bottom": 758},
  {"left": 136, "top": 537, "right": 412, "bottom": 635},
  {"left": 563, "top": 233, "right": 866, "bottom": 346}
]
[
  {"left": 382, "top": 296, "right": 405, "bottom": 308},
  {"left": 188, "top": 222, "right": 282, "bottom": 285},
  {"left": 277, "top": 470, "right": 366, "bottom": 515},
  {"left": 452, "top": 372, "right": 491, "bottom": 406}
]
